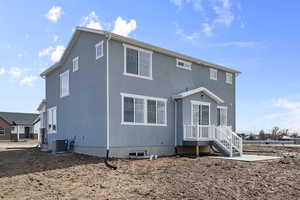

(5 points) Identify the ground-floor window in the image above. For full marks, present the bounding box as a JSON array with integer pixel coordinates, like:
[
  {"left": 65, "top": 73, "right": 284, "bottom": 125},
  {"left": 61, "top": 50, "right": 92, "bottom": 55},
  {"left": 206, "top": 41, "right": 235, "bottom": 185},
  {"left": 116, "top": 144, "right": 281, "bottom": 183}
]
[
  {"left": 217, "top": 106, "right": 227, "bottom": 126},
  {"left": 121, "top": 93, "right": 167, "bottom": 126},
  {"left": 48, "top": 107, "right": 57, "bottom": 133},
  {"left": 0, "top": 126, "right": 4, "bottom": 135}
]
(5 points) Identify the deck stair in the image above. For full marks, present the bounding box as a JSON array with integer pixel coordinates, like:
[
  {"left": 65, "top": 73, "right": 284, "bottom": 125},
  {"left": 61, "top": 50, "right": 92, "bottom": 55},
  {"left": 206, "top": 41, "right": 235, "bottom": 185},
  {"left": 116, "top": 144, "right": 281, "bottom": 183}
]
[{"left": 184, "top": 125, "right": 243, "bottom": 157}]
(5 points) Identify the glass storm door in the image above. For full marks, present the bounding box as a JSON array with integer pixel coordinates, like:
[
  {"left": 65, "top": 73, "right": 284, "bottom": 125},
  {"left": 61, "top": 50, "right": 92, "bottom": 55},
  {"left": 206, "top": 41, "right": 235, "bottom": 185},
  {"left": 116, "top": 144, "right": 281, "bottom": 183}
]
[{"left": 192, "top": 103, "right": 210, "bottom": 125}]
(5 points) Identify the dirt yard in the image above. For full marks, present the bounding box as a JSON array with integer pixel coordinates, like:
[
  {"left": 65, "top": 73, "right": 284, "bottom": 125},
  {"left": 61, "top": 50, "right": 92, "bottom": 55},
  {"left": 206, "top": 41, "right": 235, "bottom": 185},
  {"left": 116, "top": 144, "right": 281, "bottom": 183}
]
[{"left": 1, "top": 145, "right": 300, "bottom": 200}]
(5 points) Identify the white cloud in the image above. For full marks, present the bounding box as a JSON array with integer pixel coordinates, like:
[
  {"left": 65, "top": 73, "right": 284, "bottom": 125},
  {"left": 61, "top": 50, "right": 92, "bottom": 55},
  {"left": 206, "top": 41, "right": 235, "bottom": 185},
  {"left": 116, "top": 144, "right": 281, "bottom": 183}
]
[
  {"left": 170, "top": 0, "right": 203, "bottom": 11},
  {"left": 8, "top": 67, "right": 24, "bottom": 79},
  {"left": 202, "top": 23, "right": 213, "bottom": 37},
  {"left": 79, "top": 13, "right": 136, "bottom": 37},
  {"left": 112, "top": 17, "right": 137, "bottom": 37},
  {"left": 254, "top": 98, "right": 300, "bottom": 133},
  {"left": 170, "top": 0, "right": 183, "bottom": 7},
  {"left": 0, "top": 67, "right": 5, "bottom": 75},
  {"left": 213, "top": 0, "right": 234, "bottom": 26},
  {"left": 53, "top": 35, "right": 59, "bottom": 42},
  {"left": 175, "top": 23, "right": 200, "bottom": 41},
  {"left": 51, "top": 45, "right": 65, "bottom": 62},
  {"left": 273, "top": 98, "right": 300, "bottom": 110},
  {"left": 38, "top": 46, "right": 54, "bottom": 57},
  {"left": 80, "top": 11, "right": 103, "bottom": 30},
  {"left": 45, "top": 6, "right": 62, "bottom": 23},
  {"left": 215, "top": 41, "right": 257, "bottom": 47},
  {"left": 20, "top": 75, "right": 38, "bottom": 86}
]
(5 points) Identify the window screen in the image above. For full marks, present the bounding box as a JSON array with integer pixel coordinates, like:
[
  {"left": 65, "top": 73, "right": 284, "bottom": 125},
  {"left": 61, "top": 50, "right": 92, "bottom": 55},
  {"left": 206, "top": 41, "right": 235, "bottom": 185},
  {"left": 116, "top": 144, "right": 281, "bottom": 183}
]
[
  {"left": 147, "top": 100, "right": 157, "bottom": 124},
  {"left": 126, "top": 48, "right": 138, "bottom": 75},
  {"left": 124, "top": 97, "right": 134, "bottom": 122}
]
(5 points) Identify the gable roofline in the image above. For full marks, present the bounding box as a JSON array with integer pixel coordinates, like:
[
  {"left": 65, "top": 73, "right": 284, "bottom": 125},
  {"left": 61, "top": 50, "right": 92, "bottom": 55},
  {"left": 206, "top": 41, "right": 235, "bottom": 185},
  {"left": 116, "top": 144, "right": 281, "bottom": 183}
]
[
  {"left": 172, "top": 87, "right": 224, "bottom": 104},
  {"left": 41, "top": 26, "right": 241, "bottom": 77}
]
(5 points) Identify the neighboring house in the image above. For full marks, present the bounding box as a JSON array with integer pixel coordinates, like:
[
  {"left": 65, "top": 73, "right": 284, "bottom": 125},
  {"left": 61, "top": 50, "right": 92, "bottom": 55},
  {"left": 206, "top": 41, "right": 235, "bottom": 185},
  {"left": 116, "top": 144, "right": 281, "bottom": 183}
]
[
  {"left": 40, "top": 27, "right": 243, "bottom": 158},
  {"left": 0, "top": 112, "right": 39, "bottom": 141}
]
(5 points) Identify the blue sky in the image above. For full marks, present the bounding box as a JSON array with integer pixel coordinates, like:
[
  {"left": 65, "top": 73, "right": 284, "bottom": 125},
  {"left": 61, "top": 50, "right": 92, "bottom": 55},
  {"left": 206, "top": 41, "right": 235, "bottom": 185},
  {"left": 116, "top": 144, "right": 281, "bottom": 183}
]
[{"left": 0, "top": 0, "right": 299, "bottom": 133}]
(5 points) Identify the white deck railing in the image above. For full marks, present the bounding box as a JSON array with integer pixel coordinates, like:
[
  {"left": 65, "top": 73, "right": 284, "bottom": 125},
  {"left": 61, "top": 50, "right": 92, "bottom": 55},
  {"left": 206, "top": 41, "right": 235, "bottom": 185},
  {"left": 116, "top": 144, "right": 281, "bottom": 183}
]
[{"left": 183, "top": 124, "right": 243, "bottom": 156}]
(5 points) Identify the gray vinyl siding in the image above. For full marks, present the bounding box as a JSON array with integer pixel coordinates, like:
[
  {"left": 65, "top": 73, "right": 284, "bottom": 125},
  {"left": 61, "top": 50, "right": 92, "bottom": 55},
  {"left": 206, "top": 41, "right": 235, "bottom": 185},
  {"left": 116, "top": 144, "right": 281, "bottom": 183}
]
[
  {"left": 45, "top": 31, "right": 236, "bottom": 152},
  {"left": 109, "top": 39, "right": 236, "bottom": 147},
  {"left": 45, "top": 32, "right": 107, "bottom": 147}
]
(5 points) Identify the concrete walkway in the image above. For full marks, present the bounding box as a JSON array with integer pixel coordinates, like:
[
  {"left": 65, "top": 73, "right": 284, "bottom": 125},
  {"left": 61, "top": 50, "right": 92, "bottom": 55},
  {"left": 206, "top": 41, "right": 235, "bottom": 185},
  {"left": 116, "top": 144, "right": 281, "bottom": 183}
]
[{"left": 210, "top": 154, "right": 281, "bottom": 162}]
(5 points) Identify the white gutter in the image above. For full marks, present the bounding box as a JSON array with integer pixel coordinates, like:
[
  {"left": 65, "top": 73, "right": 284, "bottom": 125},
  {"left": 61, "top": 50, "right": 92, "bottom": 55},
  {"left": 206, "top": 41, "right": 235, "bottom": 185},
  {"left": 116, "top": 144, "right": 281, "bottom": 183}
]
[{"left": 106, "top": 33, "right": 112, "bottom": 151}]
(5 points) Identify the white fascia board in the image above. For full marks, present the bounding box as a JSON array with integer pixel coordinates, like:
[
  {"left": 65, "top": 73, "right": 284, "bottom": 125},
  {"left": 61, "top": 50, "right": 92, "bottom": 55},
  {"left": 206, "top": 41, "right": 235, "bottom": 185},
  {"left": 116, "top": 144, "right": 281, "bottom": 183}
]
[{"left": 173, "top": 87, "right": 224, "bottom": 104}]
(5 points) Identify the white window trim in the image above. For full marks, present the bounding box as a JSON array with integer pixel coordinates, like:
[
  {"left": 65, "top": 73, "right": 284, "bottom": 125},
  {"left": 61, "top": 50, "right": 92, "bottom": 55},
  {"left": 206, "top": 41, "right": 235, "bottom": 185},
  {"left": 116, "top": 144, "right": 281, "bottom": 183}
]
[
  {"left": 123, "top": 43, "right": 153, "bottom": 80},
  {"left": 226, "top": 72, "right": 233, "bottom": 84},
  {"left": 95, "top": 40, "right": 104, "bottom": 60},
  {"left": 217, "top": 106, "right": 228, "bottom": 126},
  {"left": 47, "top": 106, "right": 57, "bottom": 134},
  {"left": 210, "top": 68, "right": 218, "bottom": 80},
  {"left": 72, "top": 56, "right": 79, "bottom": 72},
  {"left": 190, "top": 100, "right": 211, "bottom": 126},
  {"left": 176, "top": 59, "right": 192, "bottom": 70},
  {"left": 0, "top": 126, "right": 4, "bottom": 135},
  {"left": 121, "top": 93, "right": 167, "bottom": 126},
  {"left": 60, "top": 70, "right": 70, "bottom": 98}
]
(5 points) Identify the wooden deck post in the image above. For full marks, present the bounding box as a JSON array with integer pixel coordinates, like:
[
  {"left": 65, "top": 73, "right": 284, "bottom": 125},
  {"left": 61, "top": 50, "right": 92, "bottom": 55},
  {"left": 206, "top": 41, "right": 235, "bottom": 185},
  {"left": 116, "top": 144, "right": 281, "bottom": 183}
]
[{"left": 196, "top": 145, "right": 199, "bottom": 156}]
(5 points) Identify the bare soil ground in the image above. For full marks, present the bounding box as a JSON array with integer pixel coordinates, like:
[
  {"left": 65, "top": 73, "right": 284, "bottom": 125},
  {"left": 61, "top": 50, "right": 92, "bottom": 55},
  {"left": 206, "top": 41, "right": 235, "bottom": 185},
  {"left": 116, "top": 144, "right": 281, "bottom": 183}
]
[{"left": 1, "top": 145, "right": 300, "bottom": 200}]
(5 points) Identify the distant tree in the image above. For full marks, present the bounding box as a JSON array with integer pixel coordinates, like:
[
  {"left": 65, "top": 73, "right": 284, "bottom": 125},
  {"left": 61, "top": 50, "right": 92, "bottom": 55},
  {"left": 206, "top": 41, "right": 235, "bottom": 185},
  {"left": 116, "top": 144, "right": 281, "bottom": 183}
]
[
  {"left": 258, "top": 130, "right": 266, "bottom": 140},
  {"left": 271, "top": 126, "right": 280, "bottom": 140},
  {"left": 249, "top": 134, "right": 256, "bottom": 140},
  {"left": 291, "top": 133, "right": 298, "bottom": 138}
]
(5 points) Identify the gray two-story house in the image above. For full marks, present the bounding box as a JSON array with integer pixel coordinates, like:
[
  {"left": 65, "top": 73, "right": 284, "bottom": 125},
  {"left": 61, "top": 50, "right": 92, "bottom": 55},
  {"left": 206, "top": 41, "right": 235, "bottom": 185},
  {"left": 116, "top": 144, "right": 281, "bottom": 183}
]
[{"left": 40, "top": 27, "right": 242, "bottom": 158}]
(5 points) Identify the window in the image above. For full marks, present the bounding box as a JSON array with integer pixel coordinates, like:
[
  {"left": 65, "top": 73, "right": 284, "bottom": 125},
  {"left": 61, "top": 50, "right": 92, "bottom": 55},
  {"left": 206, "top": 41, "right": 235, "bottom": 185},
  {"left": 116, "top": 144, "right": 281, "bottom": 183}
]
[
  {"left": 0, "top": 127, "right": 4, "bottom": 135},
  {"left": 210, "top": 68, "right": 218, "bottom": 80},
  {"left": 11, "top": 126, "right": 16, "bottom": 133},
  {"left": 95, "top": 41, "right": 104, "bottom": 59},
  {"left": 60, "top": 70, "right": 69, "bottom": 98},
  {"left": 48, "top": 107, "right": 57, "bottom": 133},
  {"left": 73, "top": 57, "right": 79, "bottom": 72},
  {"left": 121, "top": 93, "right": 167, "bottom": 126},
  {"left": 176, "top": 59, "right": 191, "bottom": 70},
  {"left": 226, "top": 72, "right": 233, "bottom": 84},
  {"left": 191, "top": 101, "right": 210, "bottom": 125},
  {"left": 124, "top": 44, "right": 152, "bottom": 80},
  {"left": 217, "top": 106, "right": 227, "bottom": 126}
]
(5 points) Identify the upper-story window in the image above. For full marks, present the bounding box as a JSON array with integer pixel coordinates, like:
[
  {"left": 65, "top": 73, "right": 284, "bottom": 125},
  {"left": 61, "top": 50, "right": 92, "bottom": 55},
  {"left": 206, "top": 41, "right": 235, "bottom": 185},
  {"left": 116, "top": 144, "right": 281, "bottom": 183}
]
[
  {"left": 123, "top": 44, "right": 153, "bottom": 80},
  {"left": 73, "top": 57, "right": 79, "bottom": 72},
  {"left": 210, "top": 68, "right": 218, "bottom": 80},
  {"left": 95, "top": 41, "right": 103, "bottom": 60},
  {"left": 60, "top": 70, "right": 69, "bottom": 98},
  {"left": 226, "top": 72, "right": 233, "bottom": 84},
  {"left": 176, "top": 59, "right": 191, "bottom": 70}
]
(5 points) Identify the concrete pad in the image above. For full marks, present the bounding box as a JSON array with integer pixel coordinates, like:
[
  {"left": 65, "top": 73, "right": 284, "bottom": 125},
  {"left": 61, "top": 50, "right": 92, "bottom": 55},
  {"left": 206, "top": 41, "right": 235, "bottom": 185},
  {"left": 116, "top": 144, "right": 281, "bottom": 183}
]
[{"left": 210, "top": 154, "right": 281, "bottom": 162}]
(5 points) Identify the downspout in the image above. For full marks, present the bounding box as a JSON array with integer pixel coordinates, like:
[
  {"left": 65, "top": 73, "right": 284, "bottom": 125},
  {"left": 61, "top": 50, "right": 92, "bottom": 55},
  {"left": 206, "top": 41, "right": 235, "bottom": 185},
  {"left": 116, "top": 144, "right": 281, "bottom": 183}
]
[
  {"left": 104, "top": 33, "right": 117, "bottom": 170},
  {"left": 174, "top": 100, "right": 178, "bottom": 155}
]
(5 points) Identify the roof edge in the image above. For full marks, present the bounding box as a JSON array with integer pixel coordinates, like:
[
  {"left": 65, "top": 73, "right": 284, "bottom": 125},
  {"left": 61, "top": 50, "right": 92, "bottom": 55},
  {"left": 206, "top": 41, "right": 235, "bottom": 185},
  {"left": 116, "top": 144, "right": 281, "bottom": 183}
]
[{"left": 41, "top": 26, "right": 241, "bottom": 77}]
